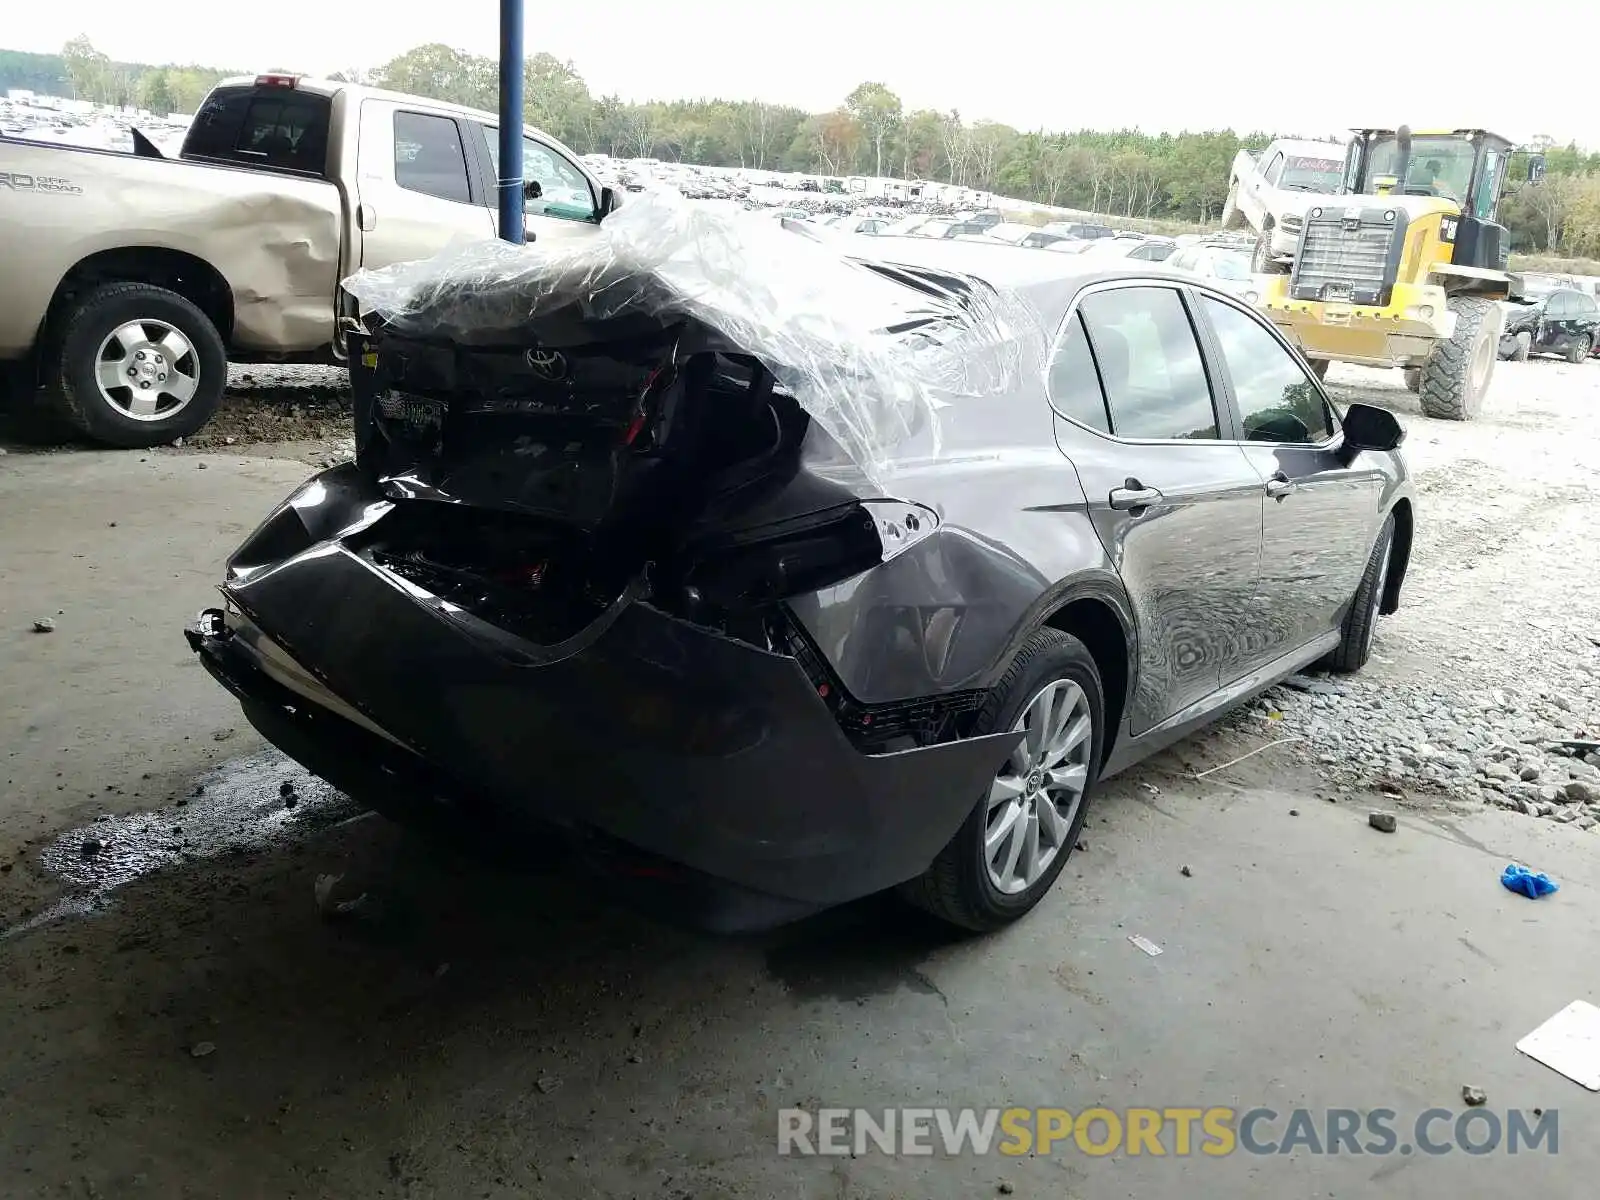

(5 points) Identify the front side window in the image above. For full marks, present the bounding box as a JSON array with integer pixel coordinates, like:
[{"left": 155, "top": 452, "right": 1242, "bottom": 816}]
[
  {"left": 1202, "top": 296, "right": 1335, "bottom": 445},
  {"left": 1079, "top": 287, "right": 1219, "bottom": 441},
  {"left": 477, "top": 128, "right": 597, "bottom": 221},
  {"left": 1263, "top": 152, "right": 1285, "bottom": 185},
  {"left": 393, "top": 111, "right": 471, "bottom": 204}
]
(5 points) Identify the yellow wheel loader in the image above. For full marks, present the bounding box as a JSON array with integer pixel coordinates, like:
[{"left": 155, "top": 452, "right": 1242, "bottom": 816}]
[{"left": 1258, "top": 126, "right": 1520, "bottom": 420}]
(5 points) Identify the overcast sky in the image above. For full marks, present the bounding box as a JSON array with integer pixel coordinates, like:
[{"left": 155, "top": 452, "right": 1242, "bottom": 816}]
[{"left": 7, "top": 1, "right": 1594, "bottom": 148}]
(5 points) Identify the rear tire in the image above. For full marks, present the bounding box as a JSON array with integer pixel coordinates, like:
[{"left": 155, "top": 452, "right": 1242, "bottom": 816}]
[
  {"left": 1566, "top": 335, "right": 1591, "bottom": 365},
  {"left": 1417, "top": 295, "right": 1501, "bottom": 421},
  {"left": 901, "top": 628, "right": 1104, "bottom": 933},
  {"left": 1221, "top": 183, "right": 1245, "bottom": 230},
  {"left": 1326, "top": 514, "right": 1395, "bottom": 674},
  {"left": 1512, "top": 331, "right": 1532, "bottom": 362},
  {"left": 49, "top": 282, "right": 227, "bottom": 449}
]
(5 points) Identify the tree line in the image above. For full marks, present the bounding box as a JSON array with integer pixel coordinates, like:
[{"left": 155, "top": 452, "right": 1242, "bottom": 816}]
[{"left": 5, "top": 39, "right": 1600, "bottom": 256}]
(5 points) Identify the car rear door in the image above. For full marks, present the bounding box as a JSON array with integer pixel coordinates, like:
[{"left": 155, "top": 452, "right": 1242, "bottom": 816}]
[
  {"left": 1047, "top": 282, "right": 1264, "bottom": 734},
  {"left": 1193, "top": 291, "right": 1385, "bottom": 671},
  {"left": 353, "top": 102, "right": 495, "bottom": 271}
]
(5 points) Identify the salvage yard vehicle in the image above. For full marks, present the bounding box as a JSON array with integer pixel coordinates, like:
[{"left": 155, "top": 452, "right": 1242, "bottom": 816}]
[
  {"left": 186, "top": 201, "right": 1414, "bottom": 935},
  {"left": 1256, "top": 127, "right": 1523, "bottom": 420},
  {"left": 1220, "top": 137, "right": 1347, "bottom": 272},
  {"left": 1497, "top": 282, "right": 1600, "bottom": 363},
  {"left": 1166, "top": 240, "right": 1264, "bottom": 309},
  {"left": 0, "top": 74, "right": 615, "bottom": 448}
]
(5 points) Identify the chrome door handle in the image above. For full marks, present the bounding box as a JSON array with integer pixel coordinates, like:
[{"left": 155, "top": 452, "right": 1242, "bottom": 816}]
[
  {"left": 1109, "top": 483, "right": 1164, "bottom": 511},
  {"left": 1266, "top": 473, "right": 1297, "bottom": 499}
]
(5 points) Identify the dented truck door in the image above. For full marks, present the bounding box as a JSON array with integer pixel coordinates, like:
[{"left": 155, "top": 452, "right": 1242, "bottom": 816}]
[{"left": 353, "top": 100, "right": 495, "bottom": 272}]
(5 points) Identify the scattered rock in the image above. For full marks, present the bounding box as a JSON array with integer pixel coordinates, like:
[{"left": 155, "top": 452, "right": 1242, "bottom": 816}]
[
  {"left": 1282, "top": 674, "right": 1339, "bottom": 696},
  {"left": 998, "top": 1185, "right": 1015, "bottom": 1196},
  {"left": 535, "top": 1075, "right": 562, "bottom": 1094},
  {"left": 1461, "top": 1085, "right": 1487, "bottom": 1107},
  {"left": 1180, "top": 865, "right": 1193, "bottom": 877},
  {"left": 190, "top": 1041, "right": 217, "bottom": 1058},
  {"left": 279, "top": 781, "right": 296, "bottom": 797},
  {"left": 1519, "top": 764, "right": 1541, "bottom": 782},
  {"left": 1368, "top": 811, "right": 1398, "bottom": 834},
  {"left": 31, "top": 617, "right": 55, "bottom": 633},
  {"left": 212, "top": 728, "right": 235, "bottom": 742},
  {"left": 1289, "top": 809, "right": 1300, "bottom": 817},
  {"left": 1564, "top": 781, "right": 1594, "bottom": 804},
  {"left": 196, "top": 461, "right": 207, "bottom": 470},
  {"left": 1075, "top": 840, "right": 1087, "bottom": 852}
]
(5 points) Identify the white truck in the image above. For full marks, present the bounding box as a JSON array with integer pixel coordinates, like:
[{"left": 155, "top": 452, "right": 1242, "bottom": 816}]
[{"left": 1220, "top": 138, "right": 1347, "bottom": 273}]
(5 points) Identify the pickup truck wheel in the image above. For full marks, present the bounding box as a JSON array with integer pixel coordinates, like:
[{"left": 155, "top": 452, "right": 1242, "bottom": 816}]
[
  {"left": 1417, "top": 295, "right": 1502, "bottom": 421},
  {"left": 1253, "top": 223, "right": 1288, "bottom": 275},
  {"left": 51, "top": 283, "right": 226, "bottom": 448},
  {"left": 900, "top": 628, "right": 1103, "bottom": 933},
  {"left": 1220, "top": 182, "right": 1245, "bottom": 230}
]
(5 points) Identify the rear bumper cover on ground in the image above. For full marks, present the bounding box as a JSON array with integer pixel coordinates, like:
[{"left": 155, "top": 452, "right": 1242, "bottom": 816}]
[{"left": 187, "top": 469, "right": 1019, "bottom": 920}]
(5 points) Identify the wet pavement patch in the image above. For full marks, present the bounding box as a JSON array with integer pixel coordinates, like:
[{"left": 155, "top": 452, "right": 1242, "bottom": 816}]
[{"left": 5, "top": 749, "right": 365, "bottom": 938}]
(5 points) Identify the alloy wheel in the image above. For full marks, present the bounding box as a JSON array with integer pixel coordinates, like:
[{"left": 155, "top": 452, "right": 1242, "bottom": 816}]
[
  {"left": 93, "top": 319, "right": 201, "bottom": 421},
  {"left": 984, "top": 678, "right": 1094, "bottom": 895}
]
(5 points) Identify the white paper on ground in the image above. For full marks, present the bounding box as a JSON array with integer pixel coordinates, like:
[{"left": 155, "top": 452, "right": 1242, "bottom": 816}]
[
  {"left": 1128, "top": 935, "right": 1163, "bottom": 957},
  {"left": 1516, "top": 1000, "right": 1600, "bottom": 1091}
]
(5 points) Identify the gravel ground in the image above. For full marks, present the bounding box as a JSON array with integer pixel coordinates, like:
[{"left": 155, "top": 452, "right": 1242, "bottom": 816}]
[{"left": 1241, "top": 357, "right": 1600, "bottom": 828}]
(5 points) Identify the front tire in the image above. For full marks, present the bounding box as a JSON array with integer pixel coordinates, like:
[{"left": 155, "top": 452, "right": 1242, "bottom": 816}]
[
  {"left": 1417, "top": 295, "right": 1502, "bottom": 421},
  {"left": 1565, "top": 334, "right": 1592, "bottom": 365},
  {"left": 1326, "top": 514, "right": 1395, "bottom": 674},
  {"left": 901, "top": 629, "right": 1104, "bottom": 933},
  {"left": 1253, "top": 223, "right": 1288, "bottom": 274},
  {"left": 49, "top": 282, "right": 227, "bottom": 449},
  {"left": 1221, "top": 182, "right": 1245, "bottom": 230}
]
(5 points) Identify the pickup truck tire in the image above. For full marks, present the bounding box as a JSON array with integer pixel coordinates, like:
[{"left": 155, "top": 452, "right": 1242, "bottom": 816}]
[
  {"left": 51, "top": 282, "right": 227, "bottom": 449},
  {"left": 1417, "top": 295, "right": 1502, "bottom": 421},
  {"left": 1253, "top": 223, "right": 1289, "bottom": 275},
  {"left": 1221, "top": 182, "right": 1245, "bottom": 230}
]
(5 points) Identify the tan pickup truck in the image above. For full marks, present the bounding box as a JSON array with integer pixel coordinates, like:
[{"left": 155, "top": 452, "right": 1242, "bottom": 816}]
[{"left": 0, "top": 74, "right": 616, "bottom": 447}]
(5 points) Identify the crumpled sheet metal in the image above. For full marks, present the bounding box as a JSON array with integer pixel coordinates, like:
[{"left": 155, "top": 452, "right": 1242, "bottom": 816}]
[{"left": 340, "top": 191, "right": 1045, "bottom": 485}]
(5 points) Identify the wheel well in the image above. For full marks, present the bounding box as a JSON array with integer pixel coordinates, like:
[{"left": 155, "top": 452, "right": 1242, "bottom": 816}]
[
  {"left": 44, "top": 248, "right": 234, "bottom": 352},
  {"left": 1044, "top": 599, "right": 1130, "bottom": 763},
  {"left": 1382, "top": 499, "right": 1412, "bottom": 615}
]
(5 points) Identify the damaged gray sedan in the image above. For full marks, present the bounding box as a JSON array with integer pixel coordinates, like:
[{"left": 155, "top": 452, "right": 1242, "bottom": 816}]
[{"left": 186, "top": 196, "right": 1414, "bottom": 933}]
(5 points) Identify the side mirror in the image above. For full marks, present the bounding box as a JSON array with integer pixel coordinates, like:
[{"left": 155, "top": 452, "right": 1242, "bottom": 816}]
[
  {"left": 523, "top": 178, "right": 543, "bottom": 200},
  {"left": 598, "top": 185, "right": 619, "bottom": 218},
  {"left": 1338, "top": 402, "right": 1404, "bottom": 463}
]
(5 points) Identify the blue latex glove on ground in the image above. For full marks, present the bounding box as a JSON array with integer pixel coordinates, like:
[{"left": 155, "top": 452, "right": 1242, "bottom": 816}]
[{"left": 1502, "top": 863, "right": 1559, "bottom": 899}]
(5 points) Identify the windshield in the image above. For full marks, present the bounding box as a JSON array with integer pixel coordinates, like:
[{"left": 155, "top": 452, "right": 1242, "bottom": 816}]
[
  {"left": 1366, "top": 135, "right": 1476, "bottom": 202},
  {"left": 1208, "top": 251, "right": 1252, "bottom": 281},
  {"left": 1280, "top": 155, "right": 1342, "bottom": 192}
]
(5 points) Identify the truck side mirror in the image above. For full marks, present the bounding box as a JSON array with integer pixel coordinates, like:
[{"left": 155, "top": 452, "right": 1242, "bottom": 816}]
[
  {"left": 598, "top": 185, "right": 619, "bottom": 218},
  {"left": 1528, "top": 155, "right": 1547, "bottom": 184}
]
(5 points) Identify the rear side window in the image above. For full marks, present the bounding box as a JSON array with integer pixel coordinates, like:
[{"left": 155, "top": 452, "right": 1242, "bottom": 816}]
[
  {"left": 1079, "top": 287, "right": 1219, "bottom": 440},
  {"left": 1047, "top": 313, "right": 1112, "bottom": 433},
  {"left": 393, "top": 112, "right": 472, "bottom": 204},
  {"left": 183, "top": 86, "right": 330, "bottom": 175}
]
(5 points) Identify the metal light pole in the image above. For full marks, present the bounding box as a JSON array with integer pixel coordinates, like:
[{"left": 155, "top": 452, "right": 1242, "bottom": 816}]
[{"left": 497, "top": 0, "right": 525, "bottom": 243}]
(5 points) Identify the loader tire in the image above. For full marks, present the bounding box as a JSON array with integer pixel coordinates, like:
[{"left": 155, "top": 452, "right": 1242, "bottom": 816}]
[{"left": 1417, "top": 295, "right": 1502, "bottom": 421}]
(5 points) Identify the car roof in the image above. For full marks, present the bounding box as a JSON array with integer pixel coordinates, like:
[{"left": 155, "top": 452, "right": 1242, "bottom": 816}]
[{"left": 852, "top": 236, "right": 1198, "bottom": 319}]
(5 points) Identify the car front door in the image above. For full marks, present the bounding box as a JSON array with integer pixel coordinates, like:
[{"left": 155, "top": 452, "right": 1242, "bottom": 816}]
[
  {"left": 1046, "top": 283, "right": 1264, "bottom": 734},
  {"left": 1195, "top": 292, "right": 1386, "bottom": 671},
  {"left": 1538, "top": 293, "right": 1571, "bottom": 351},
  {"left": 468, "top": 124, "right": 602, "bottom": 246},
  {"left": 354, "top": 104, "right": 495, "bottom": 271}
]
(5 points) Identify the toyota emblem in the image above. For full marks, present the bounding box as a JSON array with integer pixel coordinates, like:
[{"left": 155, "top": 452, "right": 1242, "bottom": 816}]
[{"left": 524, "top": 349, "right": 568, "bottom": 381}]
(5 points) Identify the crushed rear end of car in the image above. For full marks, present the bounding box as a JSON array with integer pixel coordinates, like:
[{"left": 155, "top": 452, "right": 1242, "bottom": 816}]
[{"left": 185, "top": 193, "right": 1042, "bottom": 929}]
